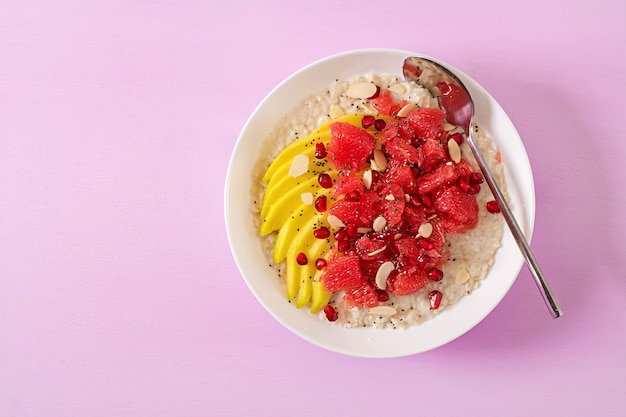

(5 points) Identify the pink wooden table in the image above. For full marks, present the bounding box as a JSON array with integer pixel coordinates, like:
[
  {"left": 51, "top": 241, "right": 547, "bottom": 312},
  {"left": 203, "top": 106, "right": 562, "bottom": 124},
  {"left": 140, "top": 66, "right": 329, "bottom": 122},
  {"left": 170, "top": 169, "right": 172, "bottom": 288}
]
[{"left": 1, "top": 1, "right": 624, "bottom": 416}]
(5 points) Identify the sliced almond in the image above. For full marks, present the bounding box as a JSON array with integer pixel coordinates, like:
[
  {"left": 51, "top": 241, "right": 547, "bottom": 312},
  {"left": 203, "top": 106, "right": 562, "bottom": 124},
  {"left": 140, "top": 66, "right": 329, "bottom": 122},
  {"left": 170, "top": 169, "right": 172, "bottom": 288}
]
[
  {"left": 417, "top": 222, "right": 433, "bottom": 238},
  {"left": 363, "top": 169, "right": 373, "bottom": 189},
  {"left": 404, "top": 194, "right": 411, "bottom": 202},
  {"left": 388, "top": 83, "right": 406, "bottom": 94},
  {"left": 397, "top": 102, "right": 418, "bottom": 118},
  {"left": 367, "top": 245, "right": 387, "bottom": 257},
  {"left": 288, "top": 153, "right": 309, "bottom": 177},
  {"left": 372, "top": 149, "right": 387, "bottom": 172},
  {"left": 394, "top": 233, "right": 403, "bottom": 240},
  {"left": 329, "top": 105, "right": 344, "bottom": 119},
  {"left": 447, "top": 139, "right": 461, "bottom": 164},
  {"left": 372, "top": 216, "right": 387, "bottom": 232},
  {"left": 357, "top": 227, "right": 372, "bottom": 234},
  {"left": 444, "top": 122, "right": 457, "bottom": 132},
  {"left": 327, "top": 214, "right": 346, "bottom": 228},
  {"left": 384, "top": 193, "right": 395, "bottom": 201},
  {"left": 300, "top": 192, "right": 313, "bottom": 205},
  {"left": 368, "top": 305, "right": 397, "bottom": 316},
  {"left": 455, "top": 268, "right": 471, "bottom": 285},
  {"left": 375, "top": 261, "right": 395, "bottom": 290},
  {"left": 346, "top": 82, "right": 378, "bottom": 99}
]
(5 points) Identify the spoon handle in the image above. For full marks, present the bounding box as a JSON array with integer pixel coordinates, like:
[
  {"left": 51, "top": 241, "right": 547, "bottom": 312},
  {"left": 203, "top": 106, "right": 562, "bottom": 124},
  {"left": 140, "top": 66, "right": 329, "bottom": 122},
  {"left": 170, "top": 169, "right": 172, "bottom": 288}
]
[{"left": 466, "top": 126, "right": 563, "bottom": 318}]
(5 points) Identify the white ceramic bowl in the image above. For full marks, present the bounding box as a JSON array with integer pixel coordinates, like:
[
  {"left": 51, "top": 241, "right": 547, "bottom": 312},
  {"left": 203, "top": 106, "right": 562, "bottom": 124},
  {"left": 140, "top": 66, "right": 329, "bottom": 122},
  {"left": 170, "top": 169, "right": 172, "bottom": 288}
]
[{"left": 225, "top": 48, "right": 535, "bottom": 358}]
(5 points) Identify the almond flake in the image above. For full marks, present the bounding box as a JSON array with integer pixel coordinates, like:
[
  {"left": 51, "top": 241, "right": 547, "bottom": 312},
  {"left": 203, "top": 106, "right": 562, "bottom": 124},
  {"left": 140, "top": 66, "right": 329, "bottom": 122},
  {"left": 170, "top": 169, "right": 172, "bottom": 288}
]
[
  {"left": 363, "top": 169, "right": 373, "bottom": 189},
  {"left": 372, "top": 149, "right": 387, "bottom": 172},
  {"left": 388, "top": 84, "right": 406, "bottom": 94},
  {"left": 300, "top": 192, "right": 313, "bottom": 205},
  {"left": 327, "top": 214, "right": 346, "bottom": 228},
  {"left": 329, "top": 105, "right": 345, "bottom": 119},
  {"left": 455, "top": 268, "right": 471, "bottom": 285},
  {"left": 288, "top": 153, "right": 309, "bottom": 177},
  {"left": 418, "top": 222, "right": 433, "bottom": 238},
  {"left": 384, "top": 194, "right": 395, "bottom": 201},
  {"left": 357, "top": 227, "right": 372, "bottom": 234},
  {"left": 367, "top": 246, "right": 387, "bottom": 257},
  {"left": 368, "top": 305, "right": 397, "bottom": 316},
  {"left": 397, "top": 102, "right": 418, "bottom": 118},
  {"left": 447, "top": 139, "right": 461, "bottom": 164},
  {"left": 404, "top": 194, "right": 411, "bottom": 202},
  {"left": 346, "top": 82, "right": 378, "bottom": 99},
  {"left": 375, "top": 261, "right": 395, "bottom": 290},
  {"left": 373, "top": 216, "right": 387, "bottom": 232},
  {"left": 394, "top": 233, "right": 403, "bottom": 240},
  {"left": 444, "top": 122, "right": 457, "bottom": 132}
]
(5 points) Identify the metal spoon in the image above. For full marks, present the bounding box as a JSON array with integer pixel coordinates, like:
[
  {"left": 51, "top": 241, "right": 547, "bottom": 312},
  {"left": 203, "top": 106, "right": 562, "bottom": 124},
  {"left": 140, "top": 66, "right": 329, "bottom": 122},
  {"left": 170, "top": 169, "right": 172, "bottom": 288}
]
[{"left": 403, "top": 56, "right": 563, "bottom": 318}]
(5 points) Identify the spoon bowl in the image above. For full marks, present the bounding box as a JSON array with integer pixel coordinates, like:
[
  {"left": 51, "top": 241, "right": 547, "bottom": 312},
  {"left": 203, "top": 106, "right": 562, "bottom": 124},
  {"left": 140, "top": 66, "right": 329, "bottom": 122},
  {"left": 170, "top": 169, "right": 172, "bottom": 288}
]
[{"left": 403, "top": 56, "right": 563, "bottom": 319}]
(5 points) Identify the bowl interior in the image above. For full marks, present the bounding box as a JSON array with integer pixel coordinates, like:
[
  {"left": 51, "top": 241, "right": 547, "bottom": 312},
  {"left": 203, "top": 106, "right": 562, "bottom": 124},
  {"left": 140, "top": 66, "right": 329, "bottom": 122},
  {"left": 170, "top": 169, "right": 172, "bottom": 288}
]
[{"left": 225, "top": 48, "right": 535, "bottom": 358}]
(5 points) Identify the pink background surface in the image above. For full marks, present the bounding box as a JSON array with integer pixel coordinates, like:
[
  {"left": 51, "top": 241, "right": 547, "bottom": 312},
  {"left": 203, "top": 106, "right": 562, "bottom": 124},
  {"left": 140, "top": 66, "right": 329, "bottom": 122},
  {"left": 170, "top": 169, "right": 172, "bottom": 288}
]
[{"left": 1, "top": 1, "right": 625, "bottom": 416}]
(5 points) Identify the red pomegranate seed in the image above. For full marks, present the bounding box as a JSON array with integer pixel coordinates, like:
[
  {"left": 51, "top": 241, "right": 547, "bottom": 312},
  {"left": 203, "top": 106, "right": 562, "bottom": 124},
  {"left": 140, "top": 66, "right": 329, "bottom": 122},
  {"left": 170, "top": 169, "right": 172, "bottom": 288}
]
[
  {"left": 374, "top": 118, "right": 386, "bottom": 131},
  {"left": 315, "top": 258, "right": 327, "bottom": 270},
  {"left": 296, "top": 252, "right": 308, "bottom": 265},
  {"left": 429, "top": 290, "right": 442, "bottom": 309},
  {"left": 486, "top": 200, "right": 501, "bottom": 213},
  {"left": 334, "top": 229, "right": 346, "bottom": 241},
  {"left": 418, "top": 238, "right": 435, "bottom": 250},
  {"left": 314, "top": 195, "right": 327, "bottom": 212},
  {"left": 323, "top": 305, "right": 339, "bottom": 321},
  {"left": 417, "top": 254, "right": 431, "bottom": 268},
  {"left": 346, "top": 190, "right": 360, "bottom": 201},
  {"left": 449, "top": 132, "right": 464, "bottom": 145},
  {"left": 337, "top": 240, "right": 351, "bottom": 252},
  {"left": 362, "top": 115, "right": 376, "bottom": 129},
  {"left": 313, "top": 227, "right": 331, "bottom": 239},
  {"left": 409, "top": 194, "right": 421, "bottom": 207},
  {"left": 368, "top": 85, "right": 381, "bottom": 99},
  {"left": 318, "top": 173, "right": 333, "bottom": 188},
  {"left": 315, "top": 142, "right": 327, "bottom": 159},
  {"left": 468, "top": 172, "right": 484, "bottom": 185},
  {"left": 421, "top": 193, "right": 434, "bottom": 208},
  {"left": 376, "top": 290, "right": 389, "bottom": 302},
  {"left": 457, "top": 177, "right": 470, "bottom": 193},
  {"left": 427, "top": 268, "right": 444, "bottom": 281},
  {"left": 345, "top": 225, "right": 358, "bottom": 238}
]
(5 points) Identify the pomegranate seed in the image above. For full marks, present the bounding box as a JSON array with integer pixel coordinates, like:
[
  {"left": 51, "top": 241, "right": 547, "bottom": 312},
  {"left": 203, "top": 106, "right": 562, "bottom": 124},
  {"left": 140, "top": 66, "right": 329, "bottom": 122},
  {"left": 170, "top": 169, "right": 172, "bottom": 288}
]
[
  {"left": 345, "top": 225, "right": 358, "bottom": 238},
  {"left": 421, "top": 193, "right": 434, "bottom": 208},
  {"left": 486, "top": 200, "right": 501, "bottom": 213},
  {"left": 296, "top": 252, "right": 308, "bottom": 265},
  {"left": 318, "top": 173, "right": 333, "bottom": 188},
  {"left": 368, "top": 85, "right": 381, "bottom": 99},
  {"left": 429, "top": 290, "right": 442, "bottom": 309},
  {"left": 449, "top": 132, "right": 463, "bottom": 145},
  {"left": 418, "top": 238, "right": 435, "bottom": 250},
  {"left": 337, "top": 240, "right": 351, "bottom": 252},
  {"left": 313, "top": 227, "right": 331, "bottom": 239},
  {"left": 457, "top": 177, "right": 470, "bottom": 193},
  {"left": 334, "top": 229, "right": 346, "bottom": 241},
  {"left": 315, "top": 142, "right": 327, "bottom": 159},
  {"left": 468, "top": 172, "right": 484, "bottom": 185},
  {"left": 371, "top": 170, "right": 381, "bottom": 184},
  {"left": 410, "top": 166, "right": 421, "bottom": 178},
  {"left": 314, "top": 195, "right": 327, "bottom": 212},
  {"left": 374, "top": 119, "right": 386, "bottom": 131},
  {"left": 362, "top": 115, "right": 376, "bottom": 129},
  {"left": 409, "top": 194, "right": 421, "bottom": 207},
  {"left": 376, "top": 290, "right": 389, "bottom": 302},
  {"left": 427, "top": 268, "right": 444, "bottom": 281},
  {"left": 315, "top": 258, "right": 327, "bottom": 270},
  {"left": 323, "top": 305, "right": 339, "bottom": 321},
  {"left": 346, "top": 190, "right": 360, "bottom": 201},
  {"left": 417, "top": 254, "right": 431, "bottom": 268}
]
